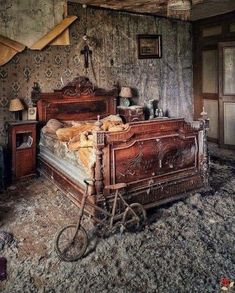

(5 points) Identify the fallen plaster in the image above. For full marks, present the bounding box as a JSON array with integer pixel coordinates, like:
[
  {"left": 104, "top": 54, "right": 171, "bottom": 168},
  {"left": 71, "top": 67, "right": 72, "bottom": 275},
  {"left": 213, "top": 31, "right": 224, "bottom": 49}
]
[{"left": 0, "top": 155, "right": 234, "bottom": 292}]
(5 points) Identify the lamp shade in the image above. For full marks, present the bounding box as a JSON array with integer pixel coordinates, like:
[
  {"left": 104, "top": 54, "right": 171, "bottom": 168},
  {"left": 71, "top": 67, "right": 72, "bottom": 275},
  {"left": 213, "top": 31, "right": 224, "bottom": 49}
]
[
  {"left": 119, "top": 87, "right": 132, "bottom": 98},
  {"left": 9, "top": 98, "right": 24, "bottom": 112}
]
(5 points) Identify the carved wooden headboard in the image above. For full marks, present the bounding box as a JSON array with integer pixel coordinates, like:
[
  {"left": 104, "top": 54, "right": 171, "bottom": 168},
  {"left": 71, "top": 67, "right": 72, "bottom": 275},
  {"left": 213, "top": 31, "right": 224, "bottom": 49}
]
[{"left": 37, "top": 76, "right": 117, "bottom": 123}]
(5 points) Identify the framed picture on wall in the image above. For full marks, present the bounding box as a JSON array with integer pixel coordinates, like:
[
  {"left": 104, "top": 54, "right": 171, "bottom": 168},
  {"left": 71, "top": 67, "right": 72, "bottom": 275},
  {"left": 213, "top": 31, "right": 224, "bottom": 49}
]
[
  {"left": 28, "top": 107, "right": 37, "bottom": 120},
  {"left": 137, "top": 34, "right": 162, "bottom": 59}
]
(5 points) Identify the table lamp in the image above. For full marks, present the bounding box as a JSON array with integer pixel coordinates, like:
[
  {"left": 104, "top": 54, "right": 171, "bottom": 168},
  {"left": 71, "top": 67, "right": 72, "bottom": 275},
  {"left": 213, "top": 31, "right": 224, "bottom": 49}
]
[
  {"left": 119, "top": 87, "right": 132, "bottom": 107},
  {"left": 9, "top": 98, "right": 24, "bottom": 121}
]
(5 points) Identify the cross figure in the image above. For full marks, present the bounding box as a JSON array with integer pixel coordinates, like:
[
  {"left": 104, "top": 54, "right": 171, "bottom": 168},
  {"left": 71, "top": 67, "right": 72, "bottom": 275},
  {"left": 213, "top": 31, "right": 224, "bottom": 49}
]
[{"left": 81, "top": 44, "right": 92, "bottom": 68}]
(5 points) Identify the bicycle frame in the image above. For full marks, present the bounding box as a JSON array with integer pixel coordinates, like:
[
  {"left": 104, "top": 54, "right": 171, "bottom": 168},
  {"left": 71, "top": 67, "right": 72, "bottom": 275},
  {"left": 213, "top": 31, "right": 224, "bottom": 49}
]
[
  {"left": 55, "top": 179, "right": 147, "bottom": 261},
  {"left": 76, "top": 179, "right": 137, "bottom": 232}
]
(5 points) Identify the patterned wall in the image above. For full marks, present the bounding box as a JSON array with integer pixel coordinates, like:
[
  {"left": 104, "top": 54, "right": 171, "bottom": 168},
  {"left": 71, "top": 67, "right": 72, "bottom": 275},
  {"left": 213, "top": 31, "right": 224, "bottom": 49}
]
[{"left": 0, "top": 3, "right": 193, "bottom": 144}]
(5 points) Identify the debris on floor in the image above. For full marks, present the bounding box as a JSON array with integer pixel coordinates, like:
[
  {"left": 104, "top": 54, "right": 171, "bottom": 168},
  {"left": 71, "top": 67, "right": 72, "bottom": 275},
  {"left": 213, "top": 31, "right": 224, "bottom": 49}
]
[
  {"left": 0, "top": 257, "right": 7, "bottom": 281},
  {"left": 0, "top": 231, "right": 14, "bottom": 251},
  {"left": 0, "top": 155, "right": 234, "bottom": 292}
]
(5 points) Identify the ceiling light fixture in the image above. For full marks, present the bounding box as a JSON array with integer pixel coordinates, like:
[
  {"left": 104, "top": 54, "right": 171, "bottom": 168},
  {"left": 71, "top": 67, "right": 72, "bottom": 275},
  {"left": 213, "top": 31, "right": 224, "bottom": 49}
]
[{"left": 167, "top": 0, "right": 191, "bottom": 20}]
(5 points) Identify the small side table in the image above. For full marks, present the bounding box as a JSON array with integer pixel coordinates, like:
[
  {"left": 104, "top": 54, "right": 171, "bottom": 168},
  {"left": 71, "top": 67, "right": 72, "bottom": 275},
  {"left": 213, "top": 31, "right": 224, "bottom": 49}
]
[
  {"left": 8, "top": 121, "right": 37, "bottom": 180},
  {"left": 0, "top": 145, "right": 10, "bottom": 191},
  {"left": 117, "top": 106, "right": 145, "bottom": 123}
]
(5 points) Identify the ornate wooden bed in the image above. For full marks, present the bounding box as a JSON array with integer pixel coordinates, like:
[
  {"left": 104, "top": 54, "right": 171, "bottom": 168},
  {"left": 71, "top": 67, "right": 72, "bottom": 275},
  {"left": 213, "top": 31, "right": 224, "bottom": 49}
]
[{"left": 36, "top": 76, "right": 209, "bottom": 216}]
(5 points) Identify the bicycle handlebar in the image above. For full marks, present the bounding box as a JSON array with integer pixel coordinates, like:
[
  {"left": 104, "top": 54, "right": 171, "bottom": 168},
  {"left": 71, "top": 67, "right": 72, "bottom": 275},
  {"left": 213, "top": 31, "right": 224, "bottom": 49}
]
[{"left": 83, "top": 178, "right": 95, "bottom": 186}]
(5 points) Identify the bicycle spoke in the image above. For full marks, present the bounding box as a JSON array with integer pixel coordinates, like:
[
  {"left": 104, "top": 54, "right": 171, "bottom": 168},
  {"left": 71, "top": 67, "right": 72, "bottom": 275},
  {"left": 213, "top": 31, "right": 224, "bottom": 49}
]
[
  {"left": 55, "top": 225, "right": 88, "bottom": 261},
  {"left": 122, "top": 203, "right": 146, "bottom": 232}
]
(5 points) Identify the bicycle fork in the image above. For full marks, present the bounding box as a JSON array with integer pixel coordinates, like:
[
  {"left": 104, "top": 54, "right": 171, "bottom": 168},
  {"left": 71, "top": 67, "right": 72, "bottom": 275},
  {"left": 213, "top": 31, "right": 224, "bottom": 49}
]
[
  {"left": 74, "top": 183, "right": 89, "bottom": 239},
  {"left": 109, "top": 189, "right": 119, "bottom": 229}
]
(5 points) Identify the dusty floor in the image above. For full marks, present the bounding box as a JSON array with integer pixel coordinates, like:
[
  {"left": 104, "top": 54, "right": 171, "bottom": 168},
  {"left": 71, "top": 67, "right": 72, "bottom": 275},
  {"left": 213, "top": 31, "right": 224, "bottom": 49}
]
[{"left": 0, "top": 146, "right": 234, "bottom": 293}]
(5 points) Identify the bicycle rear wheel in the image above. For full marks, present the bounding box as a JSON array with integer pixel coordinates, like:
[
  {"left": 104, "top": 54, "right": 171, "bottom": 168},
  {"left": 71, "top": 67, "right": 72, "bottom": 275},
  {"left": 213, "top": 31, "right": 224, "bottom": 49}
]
[
  {"left": 122, "top": 203, "right": 146, "bottom": 232},
  {"left": 55, "top": 224, "right": 88, "bottom": 261}
]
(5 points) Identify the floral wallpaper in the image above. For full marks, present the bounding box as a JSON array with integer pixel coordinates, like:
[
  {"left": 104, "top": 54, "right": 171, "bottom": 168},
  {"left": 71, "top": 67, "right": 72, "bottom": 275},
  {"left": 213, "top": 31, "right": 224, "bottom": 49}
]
[{"left": 0, "top": 3, "right": 193, "bottom": 144}]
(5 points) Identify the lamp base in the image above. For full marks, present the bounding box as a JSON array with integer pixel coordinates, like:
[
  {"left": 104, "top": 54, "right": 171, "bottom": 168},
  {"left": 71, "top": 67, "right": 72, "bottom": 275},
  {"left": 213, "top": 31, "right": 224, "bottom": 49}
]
[
  {"left": 120, "top": 97, "right": 130, "bottom": 107},
  {"left": 14, "top": 111, "right": 22, "bottom": 121}
]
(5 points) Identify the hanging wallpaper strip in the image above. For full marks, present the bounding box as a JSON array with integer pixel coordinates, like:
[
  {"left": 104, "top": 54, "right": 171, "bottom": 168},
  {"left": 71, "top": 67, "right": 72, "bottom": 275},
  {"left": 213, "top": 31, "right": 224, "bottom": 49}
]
[
  {"left": 0, "top": 35, "right": 25, "bottom": 66},
  {"left": 30, "top": 16, "right": 78, "bottom": 50}
]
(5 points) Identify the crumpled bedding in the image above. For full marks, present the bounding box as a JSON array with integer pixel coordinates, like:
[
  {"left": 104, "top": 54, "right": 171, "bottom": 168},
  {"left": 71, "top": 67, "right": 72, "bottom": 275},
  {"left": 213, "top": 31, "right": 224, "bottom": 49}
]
[
  {"left": 40, "top": 115, "right": 128, "bottom": 176},
  {"left": 39, "top": 133, "right": 78, "bottom": 167}
]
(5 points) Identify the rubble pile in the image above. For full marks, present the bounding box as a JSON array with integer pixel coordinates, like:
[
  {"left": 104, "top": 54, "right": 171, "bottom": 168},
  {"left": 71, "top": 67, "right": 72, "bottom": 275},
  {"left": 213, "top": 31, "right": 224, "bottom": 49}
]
[{"left": 0, "top": 158, "right": 234, "bottom": 292}]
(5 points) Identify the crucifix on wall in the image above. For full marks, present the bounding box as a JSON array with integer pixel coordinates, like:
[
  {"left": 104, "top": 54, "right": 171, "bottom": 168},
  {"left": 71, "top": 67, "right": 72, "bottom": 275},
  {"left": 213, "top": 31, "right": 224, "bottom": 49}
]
[{"left": 81, "top": 44, "right": 92, "bottom": 68}]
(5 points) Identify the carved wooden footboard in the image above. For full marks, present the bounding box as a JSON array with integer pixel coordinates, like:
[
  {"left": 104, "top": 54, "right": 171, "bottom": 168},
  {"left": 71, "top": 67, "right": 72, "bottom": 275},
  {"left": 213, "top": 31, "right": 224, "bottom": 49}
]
[{"left": 94, "top": 118, "right": 209, "bottom": 209}]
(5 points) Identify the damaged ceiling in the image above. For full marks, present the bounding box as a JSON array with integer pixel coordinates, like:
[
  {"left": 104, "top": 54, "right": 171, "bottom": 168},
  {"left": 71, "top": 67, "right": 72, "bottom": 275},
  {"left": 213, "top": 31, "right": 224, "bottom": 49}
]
[
  {"left": 191, "top": 0, "right": 235, "bottom": 20},
  {"left": 0, "top": 0, "right": 234, "bottom": 65},
  {"left": 0, "top": 0, "right": 65, "bottom": 47},
  {"left": 0, "top": 1, "right": 77, "bottom": 65},
  {"left": 72, "top": 0, "right": 235, "bottom": 21}
]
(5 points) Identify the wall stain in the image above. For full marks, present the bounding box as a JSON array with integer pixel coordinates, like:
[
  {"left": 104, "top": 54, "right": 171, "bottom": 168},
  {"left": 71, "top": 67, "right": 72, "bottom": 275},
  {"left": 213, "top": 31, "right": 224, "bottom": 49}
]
[{"left": 0, "top": 3, "right": 193, "bottom": 144}]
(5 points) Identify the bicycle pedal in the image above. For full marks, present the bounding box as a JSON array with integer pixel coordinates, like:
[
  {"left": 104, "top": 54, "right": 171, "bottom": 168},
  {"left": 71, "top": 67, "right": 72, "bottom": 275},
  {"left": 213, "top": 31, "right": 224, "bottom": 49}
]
[{"left": 120, "top": 224, "right": 125, "bottom": 234}]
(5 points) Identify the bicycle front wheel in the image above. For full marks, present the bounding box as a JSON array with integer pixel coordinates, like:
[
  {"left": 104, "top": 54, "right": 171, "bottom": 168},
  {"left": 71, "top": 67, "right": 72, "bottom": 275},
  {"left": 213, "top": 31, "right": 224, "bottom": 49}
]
[{"left": 55, "top": 224, "right": 88, "bottom": 261}]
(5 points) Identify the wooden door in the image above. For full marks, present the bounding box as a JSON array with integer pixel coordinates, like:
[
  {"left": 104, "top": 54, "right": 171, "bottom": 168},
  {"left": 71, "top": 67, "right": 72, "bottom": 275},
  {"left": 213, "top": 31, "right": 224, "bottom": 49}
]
[
  {"left": 201, "top": 47, "right": 219, "bottom": 142},
  {"left": 219, "top": 42, "right": 235, "bottom": 148}
]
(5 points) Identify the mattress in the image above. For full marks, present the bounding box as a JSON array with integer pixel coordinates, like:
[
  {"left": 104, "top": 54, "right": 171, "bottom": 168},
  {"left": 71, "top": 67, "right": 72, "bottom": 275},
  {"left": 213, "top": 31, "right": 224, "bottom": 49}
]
[
  {"left": 39, "top": 128, "right": 93, "bottom": 185},
  {"left": 39, "top": 132, "right": 79, "bottom": 167},
  {"left": 39, "top": 115, "right": 127, "bottom": 182},
  {"left": 39, "top": 146, "right": 88, "bottom": 187}
]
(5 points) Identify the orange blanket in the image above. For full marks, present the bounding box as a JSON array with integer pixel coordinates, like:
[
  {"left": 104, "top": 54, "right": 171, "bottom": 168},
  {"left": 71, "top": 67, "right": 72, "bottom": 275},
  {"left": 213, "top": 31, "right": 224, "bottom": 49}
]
[{"left": 42, "top": 115, "right": 128, "bottom": 176}]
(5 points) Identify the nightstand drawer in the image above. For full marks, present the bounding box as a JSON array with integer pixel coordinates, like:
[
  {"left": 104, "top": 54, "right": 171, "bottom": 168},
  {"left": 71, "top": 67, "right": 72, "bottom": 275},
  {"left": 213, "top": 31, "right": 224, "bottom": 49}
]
[{"left": 15, "top": 149, "right": 35, "bottom": 178}]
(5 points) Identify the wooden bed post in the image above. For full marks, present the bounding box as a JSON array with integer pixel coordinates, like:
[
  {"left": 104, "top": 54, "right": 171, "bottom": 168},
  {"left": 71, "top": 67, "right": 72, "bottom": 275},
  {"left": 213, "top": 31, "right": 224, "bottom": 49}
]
[{"left": 94, "top": 116, "right": 105, "bottom": 195}]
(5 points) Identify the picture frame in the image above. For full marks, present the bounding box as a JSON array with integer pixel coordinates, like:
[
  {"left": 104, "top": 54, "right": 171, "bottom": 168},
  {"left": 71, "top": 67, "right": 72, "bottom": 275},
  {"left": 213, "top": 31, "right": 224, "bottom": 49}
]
[
  {"left": 28, "top": 107, "right": 37, "bottom": 120},
  {"left": 137, "top": 34, "right": 162, "bottom": 59},
  {"left": 22, "top": 110, "right": 28, "bottom": 121}
]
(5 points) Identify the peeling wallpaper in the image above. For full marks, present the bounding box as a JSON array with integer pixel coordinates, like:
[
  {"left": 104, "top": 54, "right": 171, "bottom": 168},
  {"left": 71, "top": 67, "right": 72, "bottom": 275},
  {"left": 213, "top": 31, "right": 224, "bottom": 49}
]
[
  {"left": 0, "top": 0, "right": 65, "bottom": 47},
  {"left": 0, "top": 3, "right": 193, "bottom": 144}
]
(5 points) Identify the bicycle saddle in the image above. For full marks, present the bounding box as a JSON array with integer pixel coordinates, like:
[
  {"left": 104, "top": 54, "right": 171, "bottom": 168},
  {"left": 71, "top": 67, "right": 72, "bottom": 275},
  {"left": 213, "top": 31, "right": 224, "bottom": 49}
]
[{"left": 105, "top": 183, "right": 127, "bottom": 190}]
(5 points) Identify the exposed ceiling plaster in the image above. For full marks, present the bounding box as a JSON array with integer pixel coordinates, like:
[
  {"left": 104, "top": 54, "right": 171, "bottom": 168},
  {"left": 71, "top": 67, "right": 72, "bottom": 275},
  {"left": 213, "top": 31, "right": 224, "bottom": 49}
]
[
  {"left": 0, "top": 0, "right": 65, "bottom": 47},
  {"left": 71, "top": 0, "right": 235, "bottom": 21},
  {"left": 191, "top": 0, "right": 235, "bottom": 20}
]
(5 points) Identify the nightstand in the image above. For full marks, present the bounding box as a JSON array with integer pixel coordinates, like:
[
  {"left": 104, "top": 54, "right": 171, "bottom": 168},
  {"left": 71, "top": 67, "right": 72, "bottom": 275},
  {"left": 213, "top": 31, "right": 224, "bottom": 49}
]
[
  {"left": 117, "top": 106, "right": 145, "bottom": 123},
  {"left": 8, "top": 121, "right": 37, "bottom": 180},
  {"left": 0, "top": 145, "right": 10, "bottom": 190}
]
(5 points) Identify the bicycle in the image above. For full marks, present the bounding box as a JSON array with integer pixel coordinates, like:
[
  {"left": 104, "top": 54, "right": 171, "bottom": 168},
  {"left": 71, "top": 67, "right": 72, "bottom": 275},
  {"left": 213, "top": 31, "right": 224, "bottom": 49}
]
[{"left": 55, "top": 179, "right": 146, "bottom": 261}]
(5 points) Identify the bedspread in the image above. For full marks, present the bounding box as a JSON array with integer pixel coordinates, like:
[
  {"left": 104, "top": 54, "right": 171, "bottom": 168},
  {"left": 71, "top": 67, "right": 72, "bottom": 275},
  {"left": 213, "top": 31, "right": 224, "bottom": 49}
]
[{"left": 40, "top": 115, "right": 128, "bottom": 176}]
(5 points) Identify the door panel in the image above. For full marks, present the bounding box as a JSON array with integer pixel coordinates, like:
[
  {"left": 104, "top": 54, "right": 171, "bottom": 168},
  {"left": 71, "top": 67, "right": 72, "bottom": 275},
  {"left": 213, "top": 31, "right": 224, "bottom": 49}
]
[
  {"left": 202, "top": 48, "right": 219, "bottom": 141},
  {"left": 202, "top": 50, "right": 218, "bottom": 94},
  {"left": 223, "top": 47, "right": 235, "bottom": 95},
  {"left": 203, "top": 99, "right": 218, "bottom": 139},
  {"left": 219, "top": 42, "right": 235, "bottom": 148},
  {"left": 224, "top": 103, "right": 235, "bottom": 145}
]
